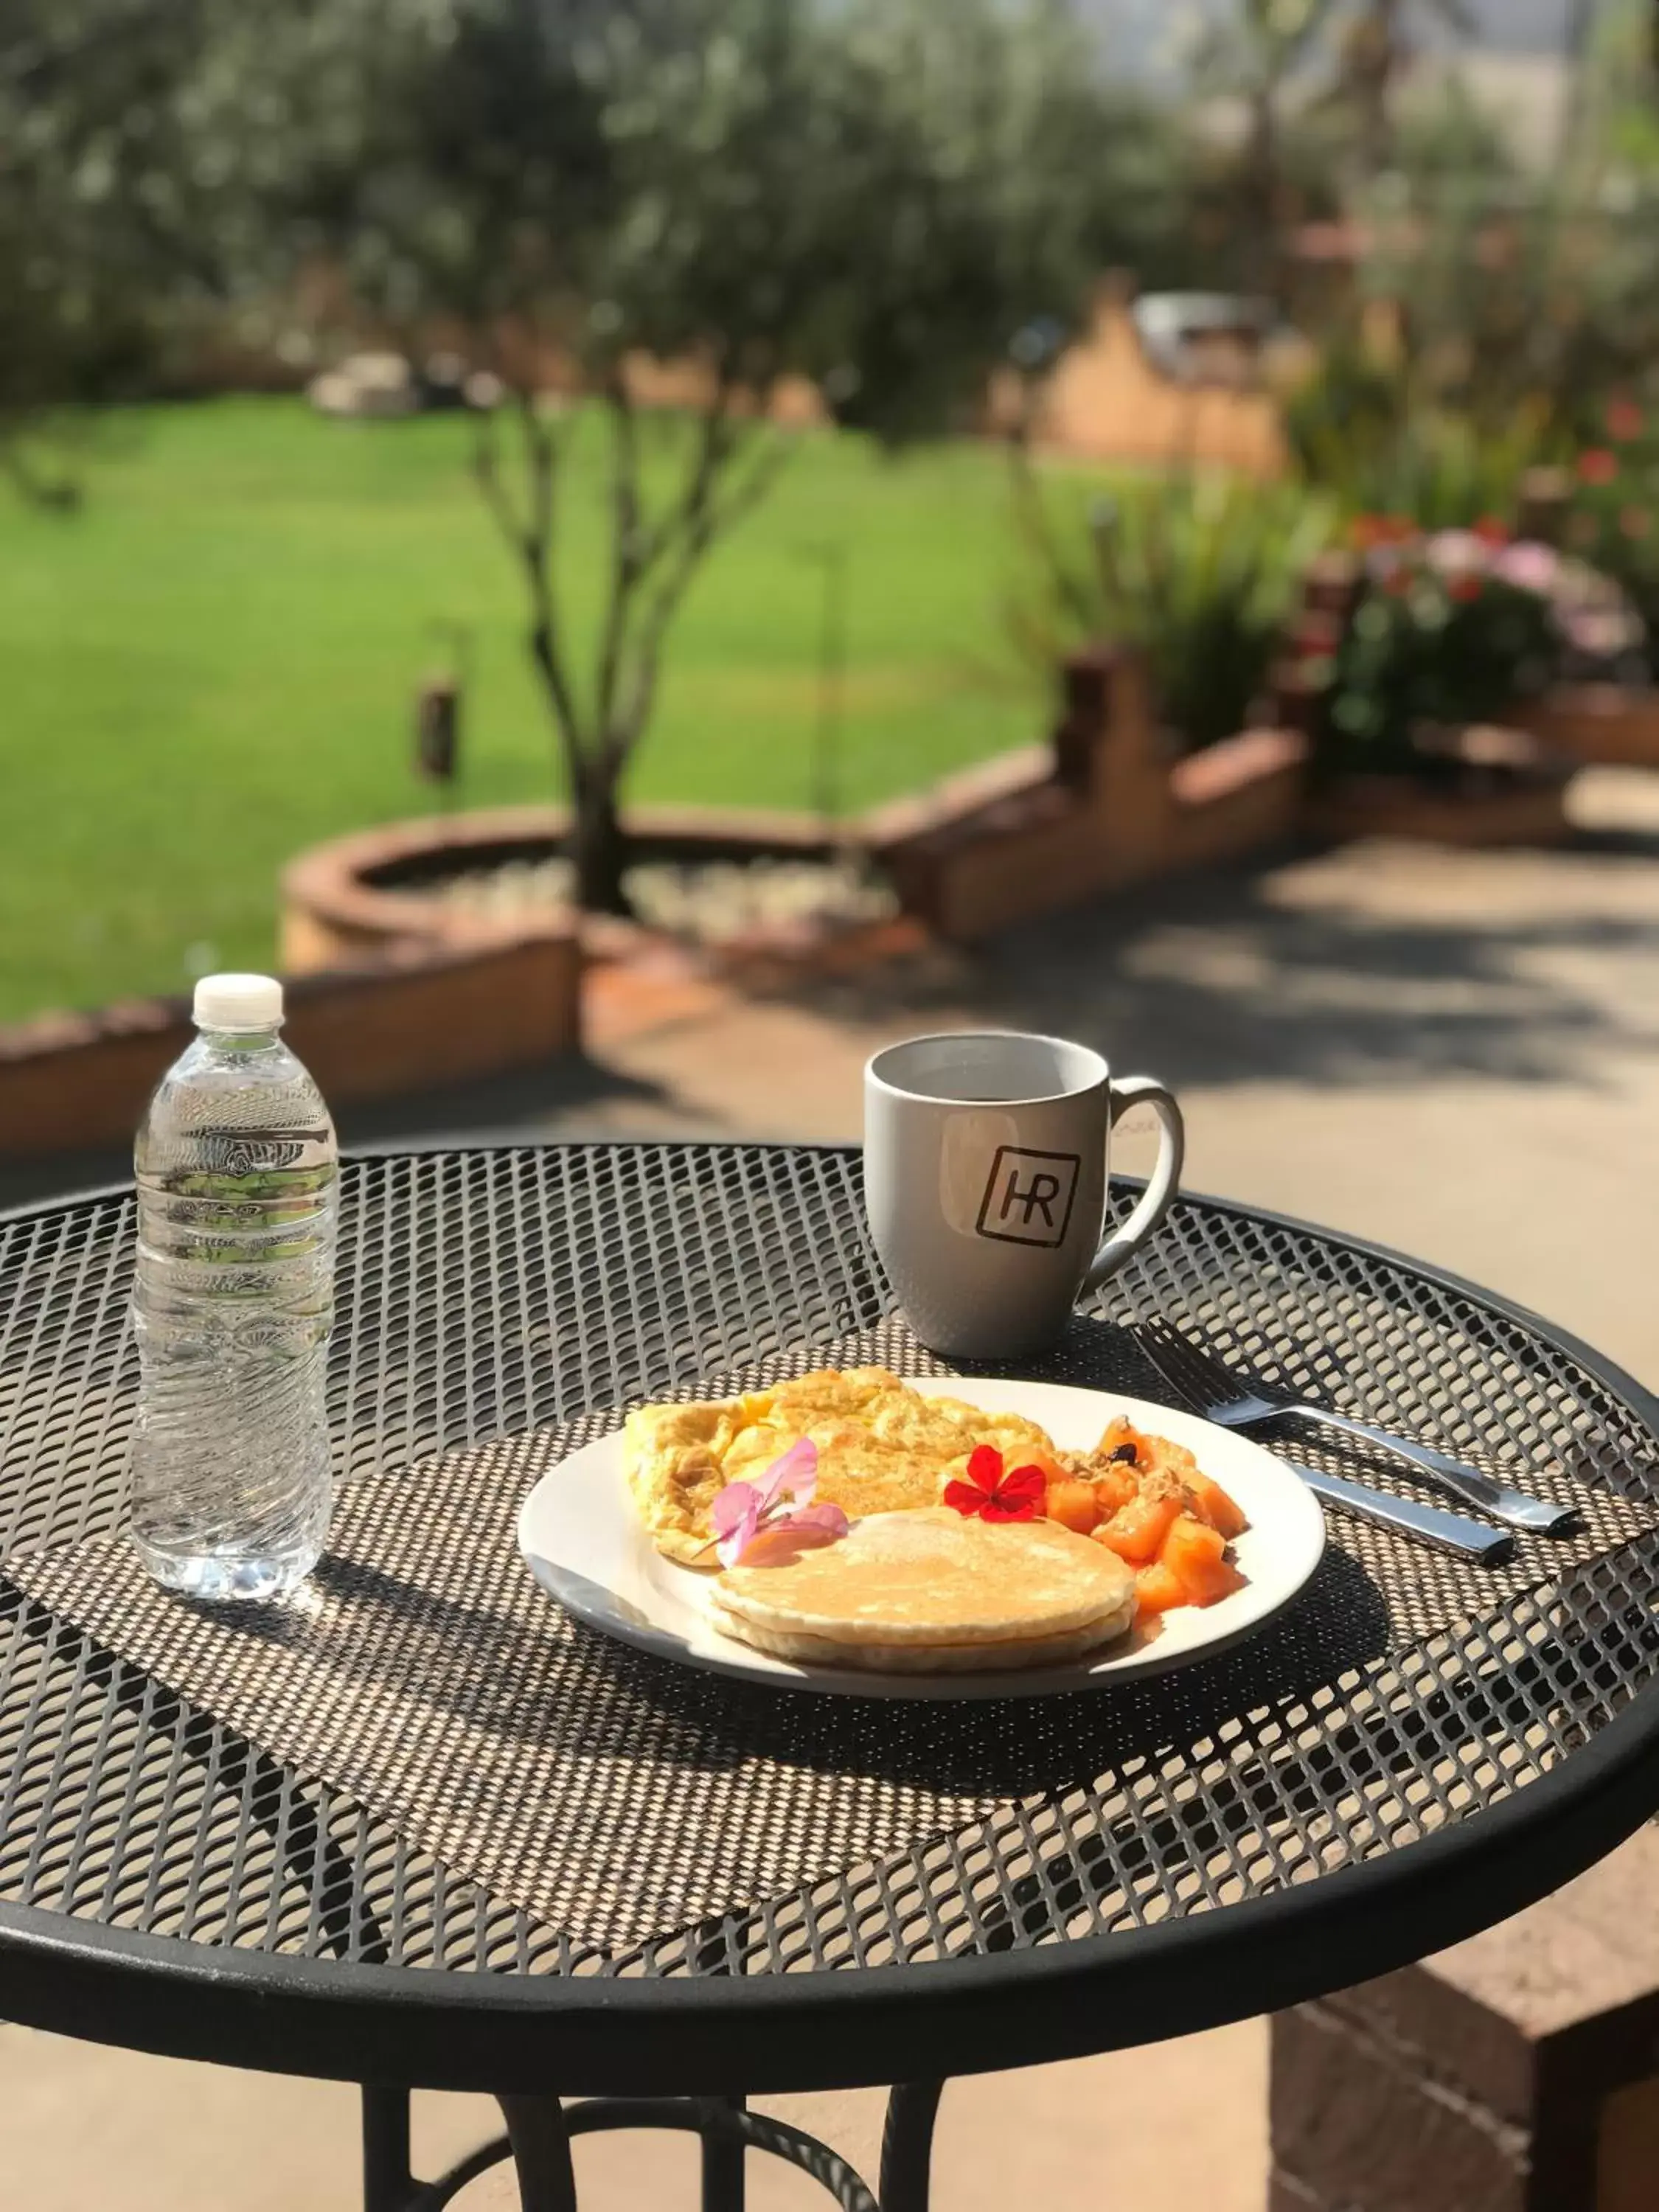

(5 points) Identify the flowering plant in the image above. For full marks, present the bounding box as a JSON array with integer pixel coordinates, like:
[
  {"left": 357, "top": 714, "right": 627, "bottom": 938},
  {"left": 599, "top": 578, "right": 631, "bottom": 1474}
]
[
  {"left": 1565, "top": 397, "right": 1659, "bottom": 675},
  {"left": 708, "top": 1440, "right": 849, "bottom": 1568},
  {"left": 1312, "top": 518, "right": 1642, "bottom": 779},
  {"left": 942, "top": 1445, "right": 1046, "bottom": 1524}
]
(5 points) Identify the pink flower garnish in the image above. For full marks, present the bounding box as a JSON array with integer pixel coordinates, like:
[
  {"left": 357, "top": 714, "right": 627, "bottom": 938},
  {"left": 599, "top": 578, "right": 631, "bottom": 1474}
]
[
  {"left": 711, "top": 1481, "right": 764, "bottom": 1567},
  {"left": 709, "top": 1439, "right": 849, "bottom": 1566}
]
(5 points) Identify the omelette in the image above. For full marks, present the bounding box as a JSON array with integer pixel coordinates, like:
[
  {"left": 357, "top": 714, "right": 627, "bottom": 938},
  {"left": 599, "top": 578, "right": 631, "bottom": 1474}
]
[{"left": 624, "top": 1366, "right": 1060, "bottom": 1564}]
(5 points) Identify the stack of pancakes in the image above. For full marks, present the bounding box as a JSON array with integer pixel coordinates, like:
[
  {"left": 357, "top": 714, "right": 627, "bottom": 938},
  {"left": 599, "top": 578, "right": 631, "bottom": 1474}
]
[{"left": 709, "top": 1507, "right": 1135, "bottom": 1674}]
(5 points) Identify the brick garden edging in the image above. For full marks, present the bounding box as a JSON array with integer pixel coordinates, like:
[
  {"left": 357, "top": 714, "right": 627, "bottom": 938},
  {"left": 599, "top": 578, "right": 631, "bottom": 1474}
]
[
  {"left": 1517, "top": 686, "right": 1659, "bottom": 770},
  {"left": 0, "top": 931, "right": 581, "bottom": 1159},
  {"left": 279, "top": 803, "right": 837, "bottom": 970},
  {"left": 868, "top": 652, "right": 1310, "bottom": 939},
  {"left": 1270, "top": 1826, "right": 1659, "bottom": 2212}
]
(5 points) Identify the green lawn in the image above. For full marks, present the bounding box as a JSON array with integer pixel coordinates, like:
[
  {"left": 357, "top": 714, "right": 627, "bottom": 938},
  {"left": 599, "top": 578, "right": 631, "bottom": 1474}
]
[{"left": 0, "top": 396, "right": 1051, "bottom": 1023}]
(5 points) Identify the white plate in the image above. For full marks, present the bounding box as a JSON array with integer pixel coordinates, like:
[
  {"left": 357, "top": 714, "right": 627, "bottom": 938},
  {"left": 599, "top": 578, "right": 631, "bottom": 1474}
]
[{"left": 515, "top": 1377, "right": 1327, "bottom": 1699}]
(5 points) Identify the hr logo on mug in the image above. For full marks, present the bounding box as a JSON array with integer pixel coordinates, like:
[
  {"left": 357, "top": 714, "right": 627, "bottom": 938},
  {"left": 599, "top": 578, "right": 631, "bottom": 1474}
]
[{"left": 975, "top": 1146, "right": 1082, "bottom": 1249}]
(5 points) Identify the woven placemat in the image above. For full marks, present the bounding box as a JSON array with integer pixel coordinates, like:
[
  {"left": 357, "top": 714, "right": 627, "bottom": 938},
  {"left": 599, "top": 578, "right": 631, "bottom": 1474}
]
[{"left": 10, "top": 1313, "right": 1655, "bottom": 1954}]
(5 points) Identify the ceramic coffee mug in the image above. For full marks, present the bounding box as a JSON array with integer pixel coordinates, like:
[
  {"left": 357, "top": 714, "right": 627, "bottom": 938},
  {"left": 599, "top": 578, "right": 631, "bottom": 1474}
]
[{"left": 863, "top": 1030, "right": 1184, "bottom": 1359}]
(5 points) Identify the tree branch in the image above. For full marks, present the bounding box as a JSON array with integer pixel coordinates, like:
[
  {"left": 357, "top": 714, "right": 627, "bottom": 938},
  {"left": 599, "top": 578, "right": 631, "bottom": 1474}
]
[
  {"left": 627, "top": 355, "right": 743, "bottom": 582},
  {"left": 470, "top": 394, "right": 588, "bottom": 783},
  {"left": 608, "top": 417, "right": 796, "bottom": 767},
  {"left": 593, "top": 367, "right": 644, "bottom": 742}
]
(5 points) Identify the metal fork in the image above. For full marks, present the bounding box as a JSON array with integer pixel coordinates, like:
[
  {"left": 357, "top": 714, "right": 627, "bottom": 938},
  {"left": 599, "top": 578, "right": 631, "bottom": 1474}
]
[
  {"left": 1136, "top": 1321, "right": 1511, "bottom": 1562},
  {"left": 1136, "top": 1318, "right": 1565, "bottom": 1551}
]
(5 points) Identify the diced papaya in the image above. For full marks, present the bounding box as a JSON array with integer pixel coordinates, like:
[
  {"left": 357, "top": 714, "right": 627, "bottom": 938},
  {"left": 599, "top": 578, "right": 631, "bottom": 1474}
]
[
  {"left": 1096, "top": 1416, "right": 1143, "bottom": 1464},
  {"left": 1094, "top": 1490, "right": 1182, "bottom": 1564},
  {"left": 1185, "top": 1471, "right": 1248, "bottom": 1540},
  {"left": 1162, "top": 1514, "right": 1247, "bottom": 1607},
  {"left": 1046, "top": 1478, "right": 1102, "bottom": 1535},
  {"left": 1133, "top": 1559, "right": 1188, "bottom": 1615},
  {"left": 1091, "top": 1463, "right": 1140, "bottom": 1516}
]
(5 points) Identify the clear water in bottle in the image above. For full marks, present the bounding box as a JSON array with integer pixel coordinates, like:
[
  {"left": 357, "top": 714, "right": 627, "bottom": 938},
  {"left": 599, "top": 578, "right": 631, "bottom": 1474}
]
[{"left": 131, "top": 973, "right": 338, "bottom": 1601}]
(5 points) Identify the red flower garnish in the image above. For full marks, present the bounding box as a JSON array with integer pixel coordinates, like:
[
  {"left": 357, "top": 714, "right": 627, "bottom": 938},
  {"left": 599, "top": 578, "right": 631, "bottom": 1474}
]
[
  {"left": 1579, "top": 448, "right": 1619, "bottom": 487},
  {"left": 944, "top": 1444, "right": 1045, "bottom": 1523},
  {"left": 1607, "top": 399, "right": 1644, "bottom": 443}
]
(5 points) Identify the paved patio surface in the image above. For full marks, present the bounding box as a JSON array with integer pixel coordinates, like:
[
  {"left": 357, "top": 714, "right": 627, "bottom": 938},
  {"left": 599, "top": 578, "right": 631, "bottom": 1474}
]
[{"left": 4, "top": 771, "right": 1658, "bottom": 2206}]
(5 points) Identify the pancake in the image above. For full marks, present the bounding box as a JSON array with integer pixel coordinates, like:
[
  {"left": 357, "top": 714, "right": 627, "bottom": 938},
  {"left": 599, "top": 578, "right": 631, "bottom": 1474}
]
[
  {"left": 708, "top": 1507, "right": 1137, "bottom": 1674},
  {"left": 625, "top": 1368, "right": 1062, "bottom": 1564}
]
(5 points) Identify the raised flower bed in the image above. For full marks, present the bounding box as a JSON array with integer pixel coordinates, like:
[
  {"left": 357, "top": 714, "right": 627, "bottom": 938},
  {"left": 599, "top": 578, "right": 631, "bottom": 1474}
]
[
  {"left": 279, "top": 804, "right": 894, "bottom": 976},
  {"left": 1283, "top": 526, "right": 1643, "bottom": 845}
]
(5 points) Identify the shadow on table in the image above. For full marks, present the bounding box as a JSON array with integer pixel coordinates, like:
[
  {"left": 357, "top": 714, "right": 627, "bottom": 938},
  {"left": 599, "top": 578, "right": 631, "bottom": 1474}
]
[{"left": 545, "top": 1551, "right": 1395, "bottom": 1807}]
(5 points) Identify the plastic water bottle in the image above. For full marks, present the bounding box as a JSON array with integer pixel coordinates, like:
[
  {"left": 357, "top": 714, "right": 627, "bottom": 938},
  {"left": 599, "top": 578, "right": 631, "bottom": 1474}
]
[{"left": 130, "top": 973, "right": 338, "bottom": 1601}]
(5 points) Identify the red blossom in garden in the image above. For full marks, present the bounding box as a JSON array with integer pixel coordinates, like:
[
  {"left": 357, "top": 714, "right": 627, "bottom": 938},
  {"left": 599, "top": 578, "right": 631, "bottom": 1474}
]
[
  {"left": 1472, "top": 516, "right": 1509, "bottom": 547},
  {"left": 1579, "top": 448, "right": 1620, "bottom": 487},
  {"left": 1607, "top": 399, "right": 1645, "bottom": 443},
  {"left": 1447, "top": 575, "right": 1484, "bottom": 603},
  {"left": 942, "top": 1445, "right": 1044, "bottom": 1524},
  {"left": 1351, "top": 513, "right": 1413, "bottom": 552}
]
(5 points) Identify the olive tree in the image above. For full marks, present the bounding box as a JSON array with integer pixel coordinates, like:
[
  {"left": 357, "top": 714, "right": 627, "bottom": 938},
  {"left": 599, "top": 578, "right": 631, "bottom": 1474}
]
[
  {"left": 0, "top": 0, "right": 327, "bottom": 501},
  {"left": 7, "top": 0, "right": 1178, "bottom": 905},
  {"left": 287, "top": 0, "right": 1155, "bottom": 911},
  {"left": 0, "top": 1, "right": 181, "bottom": 503}
]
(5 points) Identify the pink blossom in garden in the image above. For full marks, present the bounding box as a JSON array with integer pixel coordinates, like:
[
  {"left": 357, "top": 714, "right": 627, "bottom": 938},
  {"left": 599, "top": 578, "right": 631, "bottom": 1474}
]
[
  {"left": 1425, "top": 529, "right": 1486, "bottom": 577},
  {"left": 1491, "top": 541, "right": 1561, "bottom": 596}
]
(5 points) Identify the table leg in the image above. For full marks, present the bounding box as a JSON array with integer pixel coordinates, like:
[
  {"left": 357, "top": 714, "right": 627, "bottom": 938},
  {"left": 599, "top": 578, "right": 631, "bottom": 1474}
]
[
  {"left": 355, "top": 2084, "right": 919, "bottom": 2211},
  {"left": 880, "top": 2081, "right": 944, "bottom": 2212},
  {"left": 700, "top": 2093, "right": 746, "bottom": 2212},
  {"left": 361, "top": 2085, "right": 414, "bottom": 2212},
  {"left": 499, "top": 2094, "right": 581, "bottom": 2212}
]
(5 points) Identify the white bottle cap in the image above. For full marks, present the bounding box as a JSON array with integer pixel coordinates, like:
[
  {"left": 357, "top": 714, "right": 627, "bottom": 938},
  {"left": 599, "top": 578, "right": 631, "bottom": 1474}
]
[{"left": 192, "top": 973, "right": 285, "bottom": 1029}]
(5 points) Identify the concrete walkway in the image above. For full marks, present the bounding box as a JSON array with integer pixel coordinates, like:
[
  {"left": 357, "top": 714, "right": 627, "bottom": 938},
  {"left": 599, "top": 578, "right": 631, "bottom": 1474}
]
[{"left": 4, "top": 772, "right": 1658, "bottom": 2208}]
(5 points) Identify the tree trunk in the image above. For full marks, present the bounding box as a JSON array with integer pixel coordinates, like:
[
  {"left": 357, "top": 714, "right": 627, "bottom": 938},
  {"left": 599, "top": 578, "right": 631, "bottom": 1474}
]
[{"left": 568, "top": 767, "right": 633, "bottom": 916}]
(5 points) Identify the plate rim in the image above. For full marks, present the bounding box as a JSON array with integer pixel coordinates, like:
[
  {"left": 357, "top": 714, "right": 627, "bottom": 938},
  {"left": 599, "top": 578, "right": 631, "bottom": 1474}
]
[{"left": 515, "top": 1374, "right": 1327, "bottom": 1700}]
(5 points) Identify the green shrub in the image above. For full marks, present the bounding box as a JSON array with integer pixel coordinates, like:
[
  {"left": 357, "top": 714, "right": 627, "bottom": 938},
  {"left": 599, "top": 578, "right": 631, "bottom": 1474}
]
[
  {"left": 1279, "top": 338, "right": 1551, "bottom": 530},
  {"left": 1012, "top": 467, "right": 1335, "bottom": 751}
]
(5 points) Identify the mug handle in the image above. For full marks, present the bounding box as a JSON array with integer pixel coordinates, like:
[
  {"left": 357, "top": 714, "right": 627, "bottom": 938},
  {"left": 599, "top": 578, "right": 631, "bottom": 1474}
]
[{"left": 1081, "top": 1074, "right": 1185, "bottom": 1295}]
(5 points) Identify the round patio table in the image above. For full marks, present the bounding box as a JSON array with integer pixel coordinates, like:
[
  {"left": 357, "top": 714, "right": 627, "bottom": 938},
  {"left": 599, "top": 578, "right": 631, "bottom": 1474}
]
[{"left": 1, "top": 1140, "right": 1658, "bottom": 2212}]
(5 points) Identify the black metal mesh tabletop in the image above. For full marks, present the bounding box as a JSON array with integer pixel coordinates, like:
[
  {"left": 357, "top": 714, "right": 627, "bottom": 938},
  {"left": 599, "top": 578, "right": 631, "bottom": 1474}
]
[{"left": 1, "top": 1141, "right": 1658, "bottom": 2099}]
